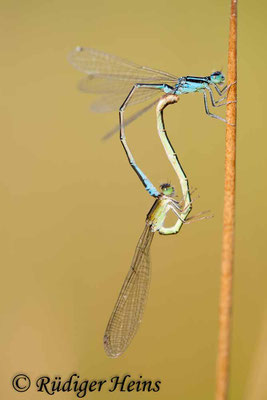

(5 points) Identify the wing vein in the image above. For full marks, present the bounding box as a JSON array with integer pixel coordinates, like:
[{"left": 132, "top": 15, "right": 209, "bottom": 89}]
[{"left": 104, "top": 223, "right": 154, "bottom": 358}]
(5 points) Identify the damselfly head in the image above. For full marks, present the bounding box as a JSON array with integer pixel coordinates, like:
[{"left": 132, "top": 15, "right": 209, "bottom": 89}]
[
  {"left": 160, "top": 183, "right": 175, "bottom": 197},
  {"left": 210, "top": 71, "right": 225, "bottom": 85},
  {"left": 75, "top": 46, "right": 84, "bottom": 52}
]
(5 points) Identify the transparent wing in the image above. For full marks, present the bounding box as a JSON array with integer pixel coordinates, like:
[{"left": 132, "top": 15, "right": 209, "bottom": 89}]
[
  {"left": 69, "top": 47, "right": 177, "bottom": 114},
  {"left": 91, "top": 86, "right": 162, "bottom": 112},
  {"left": 78, "top": 74, "right": 176, "bottom": 95},
  {"left": 104, "top": 223, "right": 154, "bottom": 358},
  {"left": 78, "top": 75, "right": 138, "bottom": 94},
  {"left": 68, "top": 47, "right": 178, "bottom": 82}
]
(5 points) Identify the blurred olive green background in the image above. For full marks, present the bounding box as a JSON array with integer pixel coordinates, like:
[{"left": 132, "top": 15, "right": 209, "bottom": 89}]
[{"left": 1, "top": 0, "right": 266, "bottom": 399}]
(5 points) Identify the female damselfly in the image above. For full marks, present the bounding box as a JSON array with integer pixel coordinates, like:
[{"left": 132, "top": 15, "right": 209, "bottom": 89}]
[{"left": 104, "top": 182, "right": 190, "bottom": 358}]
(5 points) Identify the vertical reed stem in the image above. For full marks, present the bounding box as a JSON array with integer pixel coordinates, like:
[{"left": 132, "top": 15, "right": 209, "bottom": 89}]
[{"left": 215, "top": 1, "right": 237, "bottom": 399}]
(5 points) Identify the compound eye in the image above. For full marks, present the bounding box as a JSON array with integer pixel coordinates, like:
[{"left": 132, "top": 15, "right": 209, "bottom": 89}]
[
  {"left": 211, "top": 71, "right": 225, "bottom": 84},
  {"left": 160, "top": 183, "right": 175, "bottom": 196}
]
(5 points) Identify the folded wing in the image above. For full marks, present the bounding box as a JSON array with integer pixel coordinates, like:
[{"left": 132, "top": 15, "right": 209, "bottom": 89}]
[{"left": 104, "top": 223, "right": 154, "bottom": 358}]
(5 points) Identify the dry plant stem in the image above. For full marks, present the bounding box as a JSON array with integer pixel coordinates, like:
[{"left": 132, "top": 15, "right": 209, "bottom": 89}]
[{"left": 215, "top": 1, "right": 237, "bottom": 400}]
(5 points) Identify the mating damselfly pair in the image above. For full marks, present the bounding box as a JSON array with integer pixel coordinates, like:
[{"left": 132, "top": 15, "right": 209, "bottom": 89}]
[{"left": 68, "top": 47, "right": 227, "bottom": 358}]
